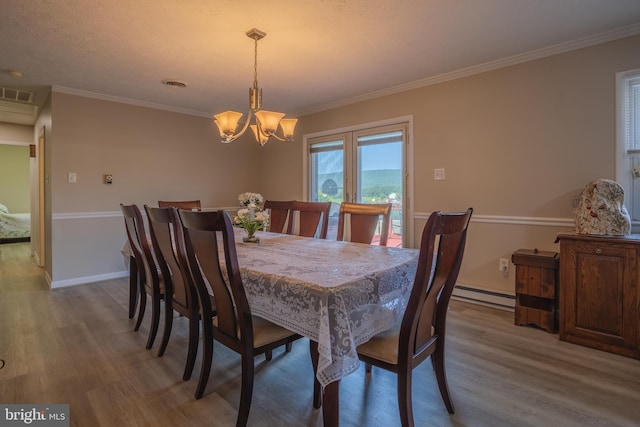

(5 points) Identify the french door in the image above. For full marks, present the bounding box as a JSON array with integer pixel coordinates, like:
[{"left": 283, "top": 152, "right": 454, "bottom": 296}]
[{"left": 307, "top": 123, "right": 407, "bottom": 247}]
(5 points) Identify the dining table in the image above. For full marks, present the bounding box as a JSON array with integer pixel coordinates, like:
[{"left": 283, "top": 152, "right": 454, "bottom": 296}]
[
  {"left": 121, "top": 226, "right": 419, "bottom": 426},
  {"left": 232, "top": 228, "right": 419, "bottom": 427}
]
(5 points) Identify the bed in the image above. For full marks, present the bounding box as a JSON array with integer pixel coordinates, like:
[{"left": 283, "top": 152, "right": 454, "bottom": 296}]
[{"left": 0, "top": 203, "right": 31, "bottom": 243}]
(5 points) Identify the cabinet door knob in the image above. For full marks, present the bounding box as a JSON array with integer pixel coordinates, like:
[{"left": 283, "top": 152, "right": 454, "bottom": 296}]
[{"left": 594, "top": 248, "right": 603, "bottom": 254}]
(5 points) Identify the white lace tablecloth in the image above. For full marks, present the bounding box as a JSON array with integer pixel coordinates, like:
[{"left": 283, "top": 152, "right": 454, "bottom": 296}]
[
  {"left": 234, "top": 229, "right": 419, "bottom": 388},
  {"left": 122, "top": 228, "right": 419, "bottom": 388}
]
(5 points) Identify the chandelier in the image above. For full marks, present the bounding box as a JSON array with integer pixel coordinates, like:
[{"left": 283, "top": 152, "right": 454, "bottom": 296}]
[{"left": 214, "top": 28, "right": 297, "bottom": 146}]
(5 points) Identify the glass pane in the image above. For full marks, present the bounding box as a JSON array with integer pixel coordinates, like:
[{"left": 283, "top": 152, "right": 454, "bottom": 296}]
[
  {"left": 632, "top": 82, "right": 640, "bottom": 150},
  {"left": 632, "top": 156, "right": 640, "bottom": 221},
  {"left": 628, "top": 76, "right": 640, "bottom": 219},
  {"left": 357, "top": 131, "right": 403, "bottom": 247},
  {"left": 310, "top": 139, "right": 343, "bottom": 240}
]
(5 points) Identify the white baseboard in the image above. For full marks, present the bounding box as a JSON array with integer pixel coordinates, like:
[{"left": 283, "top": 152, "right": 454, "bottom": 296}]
[
  {"left": 51, "top": 270, "right": 128, "bottom": 289},
  {"left": 44, "top": 270, "right": 52, "bottom": 288},
  {"left": 32, "top": 251, "right": 41, "bottom": 266},
  {"left": 452, "top": 284, "right": 515, "bottom": 311}
]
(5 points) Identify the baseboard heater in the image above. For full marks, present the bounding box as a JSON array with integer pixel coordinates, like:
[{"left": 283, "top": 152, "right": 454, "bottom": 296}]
[{"left": 452, "top": 285, "right": 515, "bottom": 311}]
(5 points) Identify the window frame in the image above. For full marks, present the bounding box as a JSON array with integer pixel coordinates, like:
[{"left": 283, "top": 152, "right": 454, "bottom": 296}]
[
  {"left": 616, "top": 68, "right": 640, "bottom": 226},
  {"left": 302, "top": 116, "right": 414, "bottom": 247}
]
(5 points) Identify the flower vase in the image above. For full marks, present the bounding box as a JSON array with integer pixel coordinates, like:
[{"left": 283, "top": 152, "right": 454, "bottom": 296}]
[
  {"left": 233, "top": 193, "right": 268, "bottom": 244},
  {"left": 243, "top": 230, "right": 260, "bottom": 243}
]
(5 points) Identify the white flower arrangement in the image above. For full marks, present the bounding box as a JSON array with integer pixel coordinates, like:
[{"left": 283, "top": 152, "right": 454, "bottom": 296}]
[
  {"left": 233, "top": 192, "right": 269, "bottom": 239},
  {"left": 238, "top": 192, "right": 264, "bottom": 208}
]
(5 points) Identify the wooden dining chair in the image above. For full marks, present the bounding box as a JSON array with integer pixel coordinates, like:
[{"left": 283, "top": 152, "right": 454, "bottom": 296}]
[
  {"left": 125, "top": 254, "right": 138, "bottom": 319},
  {"left": 179, "top": 209, "right": 302, "bottom": 424},
  {"left": 263, "top": 200, "right": 294, "bottom": 233},
  {"left": 158, "top": 200, "right": 202, "bottom": 211},
  {"left": 336, "top": 202, "right": 392, "bottom": 246},
  {"left": 120, "top": 203, "right": 166, "bottom": 350},
  {"left": 356, "top": 208, "right": 473, "bottom": 427},
  {"left": 287, "top": 201, "right": 331, "bottom": 239},
  {"left": 145, "top": 205, "right": 213, "bottom": 381}
]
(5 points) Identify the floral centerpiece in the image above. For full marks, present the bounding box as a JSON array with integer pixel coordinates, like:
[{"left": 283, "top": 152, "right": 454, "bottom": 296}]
[{"left": 233, "top": 192, "right": 269, "bottom": 243}]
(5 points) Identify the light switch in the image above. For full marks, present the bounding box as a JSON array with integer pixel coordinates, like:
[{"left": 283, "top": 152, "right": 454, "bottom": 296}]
[{"left": 68, "top": 172, "right": 77, "bottom": 184}]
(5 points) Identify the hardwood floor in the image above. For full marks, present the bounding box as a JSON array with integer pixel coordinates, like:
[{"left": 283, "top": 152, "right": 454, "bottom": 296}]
[{"left": 1, "top": 241, "right": 639, "bottom": 426}]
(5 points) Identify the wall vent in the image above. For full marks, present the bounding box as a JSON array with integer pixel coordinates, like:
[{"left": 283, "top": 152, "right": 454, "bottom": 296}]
[{"left": 0, "top": 87, "right": 35, "bottom": 103}]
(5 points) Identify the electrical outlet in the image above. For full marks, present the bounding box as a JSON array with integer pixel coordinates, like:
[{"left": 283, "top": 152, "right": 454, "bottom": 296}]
[{"left": 499, "top": 258, "right": 509, "bottom": 273}]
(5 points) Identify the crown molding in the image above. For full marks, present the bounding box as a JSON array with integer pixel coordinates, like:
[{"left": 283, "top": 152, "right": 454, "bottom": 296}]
[
  {"left": 295, "top": 23, "right": 640, "bottom": 117},
  {"left": 48, "top": 23, "right": 640, "bottom": 120},
  {"left": 0, "top": 140, "right": 30, "bottom": 146},
  {"left": 51, "top": 85, "right": 213, "bottom": 118}
]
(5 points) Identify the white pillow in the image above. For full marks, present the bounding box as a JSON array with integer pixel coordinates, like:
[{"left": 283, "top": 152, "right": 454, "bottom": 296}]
[{"left": 0, "top": 203, "right": 8, "bottom": 214}]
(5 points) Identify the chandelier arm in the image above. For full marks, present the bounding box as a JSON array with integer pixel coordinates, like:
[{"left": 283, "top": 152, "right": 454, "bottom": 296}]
[
  {"left": 236, "top": 108, "right": 254, "bottom": 138},
  {"left": 267, "top": 132, "right": 289, "bottom": 142}
]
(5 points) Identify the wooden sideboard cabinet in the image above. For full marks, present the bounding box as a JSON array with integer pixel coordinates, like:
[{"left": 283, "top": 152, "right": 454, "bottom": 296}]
[{"left": 556, "top": 233, "right": 640, "bottom": 359}]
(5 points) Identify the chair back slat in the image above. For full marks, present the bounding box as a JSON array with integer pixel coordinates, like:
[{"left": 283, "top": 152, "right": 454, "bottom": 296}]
[
  {"left": 402, "top": 208, "right": 473, "bottom": 356},
  {"left": 337, "top": 202, "right": 392, "bottom": 246},
  {"left": 180, "top": 210, "right": 251, "bottom": 342},
  {"left": 145, "top": 206, "right": 194, "bottom": 310},
  {"left": 289, "top": 201, "right": 331, "bottom": 239},
  {"left": 264, "top": 200, "right": 294, "bottom": 233},
  {"left": 120, "top": 204, "right": 159, "bottom": 293}
]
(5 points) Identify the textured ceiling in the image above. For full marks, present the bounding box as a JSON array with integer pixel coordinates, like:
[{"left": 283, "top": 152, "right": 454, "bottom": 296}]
[{"left": 1, "top": 0, "right": 640, "bottom": 125}]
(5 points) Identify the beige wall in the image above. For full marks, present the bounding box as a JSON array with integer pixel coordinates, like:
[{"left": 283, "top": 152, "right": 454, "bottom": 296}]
[
  {"left": 47, "top": 92, "right": 261, "bottom": 285},
  {"left": 25, "top": 34, "right": 640, "bottom": 296},
  {"left": 260, "top": 34, "right": 640, "bottom": 299},
  {"left": 0, "top": 122, "right": 32, "bottom": 144}
]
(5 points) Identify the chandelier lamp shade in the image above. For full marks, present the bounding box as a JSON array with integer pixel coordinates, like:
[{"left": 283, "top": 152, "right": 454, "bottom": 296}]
[{"left": 214, "top": 28, "right": 297, "bottom": 146}]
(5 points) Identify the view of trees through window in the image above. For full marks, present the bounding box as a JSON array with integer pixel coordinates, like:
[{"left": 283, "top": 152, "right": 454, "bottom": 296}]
[{"left": 316, "top": 169, "right": 402, "bottom": 204}]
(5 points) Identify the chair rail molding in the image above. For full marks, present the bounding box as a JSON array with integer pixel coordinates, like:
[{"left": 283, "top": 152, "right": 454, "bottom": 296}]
[
  {"left": 47, "top": 210, "right": 574, "bottom": 291},
  {"left": 52, "top": 207, "right": 238, "bottom": 220},
  {"left": 414, "top": 212, "right": 574, "bottom": 228}
]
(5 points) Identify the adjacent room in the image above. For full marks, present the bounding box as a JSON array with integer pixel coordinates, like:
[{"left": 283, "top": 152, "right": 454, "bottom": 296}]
[{"left": 0, "top": 143, "right": 31, "bottom": 243}]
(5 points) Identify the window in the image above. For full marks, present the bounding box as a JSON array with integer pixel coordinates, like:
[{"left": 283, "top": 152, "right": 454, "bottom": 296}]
[
  {"left": 617, "top": 69, "right": 640, "bottom": 222},
  {"left": 305, "top": 120, "right": 412, "bottom": 247},
  {"left": 623, "top": 72, "right": 640, "bottom": 154}
]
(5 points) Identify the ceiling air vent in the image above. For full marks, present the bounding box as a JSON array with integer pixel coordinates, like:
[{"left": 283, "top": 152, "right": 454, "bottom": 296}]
[
  {"left": 0, "top": 87, "right": 35, "bottom": 103},
  {"left": 161, "top": 79, "right": 188, "bottom": 88}
]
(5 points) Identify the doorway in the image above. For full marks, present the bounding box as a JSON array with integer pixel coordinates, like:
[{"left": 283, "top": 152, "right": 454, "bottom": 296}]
[
  {"left": 37, "top": 126, "right": 45, "bottom": 266},
  {"left": 306, "top": 122, "right": 409, "bottom": 247}
]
